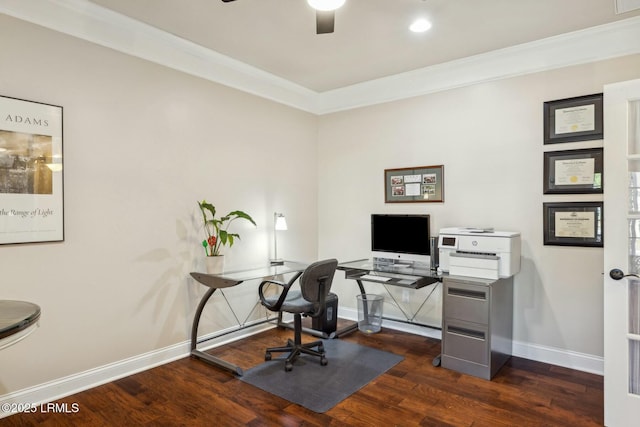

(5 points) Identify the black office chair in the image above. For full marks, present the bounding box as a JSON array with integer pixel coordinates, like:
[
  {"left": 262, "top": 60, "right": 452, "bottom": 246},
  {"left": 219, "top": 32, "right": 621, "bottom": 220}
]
[{"left": 258, "top": 258, "right": 338, "bottom": 372}]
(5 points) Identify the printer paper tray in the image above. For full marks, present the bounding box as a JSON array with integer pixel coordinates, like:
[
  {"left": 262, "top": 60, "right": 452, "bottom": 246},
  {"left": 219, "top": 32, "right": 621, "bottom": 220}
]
[{"left": 449, "top": 252, "right": 499, "bottom": 280}]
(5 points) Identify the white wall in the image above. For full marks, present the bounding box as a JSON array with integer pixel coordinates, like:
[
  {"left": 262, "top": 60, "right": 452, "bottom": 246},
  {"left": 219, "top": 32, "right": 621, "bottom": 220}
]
[
  {"left": 2, "top": 8, "right": 640, "bottom": 405},
  {"left": 318, "top": 55, "right": 640, "bottom": 360},
  {"left": 0, "top": 15, "right": 318, "bottom": 396}
]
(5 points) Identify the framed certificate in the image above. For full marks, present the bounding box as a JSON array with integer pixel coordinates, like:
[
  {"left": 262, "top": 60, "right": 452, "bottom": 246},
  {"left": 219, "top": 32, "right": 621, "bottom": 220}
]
[
  {"left": 384, "top": 165, "right": 444, "bottom": 203},
  {"left": 543, "top": 148, "right": 603, "bottom": 194},
  {"left": 543, "top": 202, "right": 603, "bottom": 247},
  {"left": 543, "top": 93, "right": 603, "bottom": 144}
]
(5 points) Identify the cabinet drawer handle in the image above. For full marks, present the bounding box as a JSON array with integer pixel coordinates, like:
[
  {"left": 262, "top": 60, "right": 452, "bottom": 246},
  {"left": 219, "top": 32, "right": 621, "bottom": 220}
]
[
  {"left": 447, "top": 287, "right": 486, "bottom": 300},
  {"left": 447, "top": 325, "right": 485, "bottom": 340}
]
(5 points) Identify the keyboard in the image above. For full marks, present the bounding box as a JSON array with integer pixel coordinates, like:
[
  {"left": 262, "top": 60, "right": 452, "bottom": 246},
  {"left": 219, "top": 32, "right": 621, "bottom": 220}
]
[
  {"left": 359, "top": 274, "right": 392, "bottom": 282},
  {"left": 358, "top": 271, "right": 419, "bottom": 283},
  {"left": 368, "top": 271, "right": 419, "bottom": 281}
]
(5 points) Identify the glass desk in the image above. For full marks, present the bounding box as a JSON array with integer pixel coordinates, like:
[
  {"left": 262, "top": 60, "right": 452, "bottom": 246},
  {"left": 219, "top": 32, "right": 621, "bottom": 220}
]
[
  {"left": 0, "top": 300, "right": 41, "bottom": 351},
  {"left": 338, "top": 258, "right": 441, "bottom": 289},
  {"left": 189, "top": 261, "right": 308, "bottom": 376},
  {"left": 338, "top": 259, "right": 443, "bottom": 333}
]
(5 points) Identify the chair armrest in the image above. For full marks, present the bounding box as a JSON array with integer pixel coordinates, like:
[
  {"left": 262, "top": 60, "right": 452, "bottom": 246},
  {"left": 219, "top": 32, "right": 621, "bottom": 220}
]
[{"left": 258, "top": 279, "right": 292, "bottom": 312}]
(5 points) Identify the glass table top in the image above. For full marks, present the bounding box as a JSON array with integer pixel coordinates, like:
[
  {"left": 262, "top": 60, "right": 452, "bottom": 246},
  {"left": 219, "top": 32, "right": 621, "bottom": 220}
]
[
  {"left": 191, "top": 260, "right": 309, "bottom": 288},
  {"left": 338, "top": 258, "right": 438, "bottom": 278},
  {"left": 0, "top": 300, "right": 41, "bottom": 342}
]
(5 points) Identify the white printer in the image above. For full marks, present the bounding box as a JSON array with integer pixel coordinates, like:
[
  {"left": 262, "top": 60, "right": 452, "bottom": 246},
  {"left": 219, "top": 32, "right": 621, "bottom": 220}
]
[{"left": 438, "top": 227, "right": 521, "bottom": 280}]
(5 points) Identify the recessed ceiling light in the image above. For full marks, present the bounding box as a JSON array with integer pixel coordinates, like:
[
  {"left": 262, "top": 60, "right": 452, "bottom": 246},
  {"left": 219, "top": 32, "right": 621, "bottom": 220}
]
[
  {"left": 307, "top": 0, "right": 346, "bottom": 11},
  {"left": 410, "top": 18, "right": 432, "bottom": 33}
]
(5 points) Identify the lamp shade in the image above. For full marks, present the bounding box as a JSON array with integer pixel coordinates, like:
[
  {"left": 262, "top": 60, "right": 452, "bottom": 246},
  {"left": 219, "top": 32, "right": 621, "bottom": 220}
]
[
  {"left": 275, "top": 214, "right": 288, "bottom": 231},
  {"left": 307, "top": 0, "right": 346, "bottom": 11}
]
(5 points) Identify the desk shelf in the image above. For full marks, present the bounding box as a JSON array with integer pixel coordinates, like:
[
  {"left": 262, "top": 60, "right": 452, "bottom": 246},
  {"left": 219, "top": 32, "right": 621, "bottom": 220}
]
[
  {"left": 344, "top": 271, "right": 436, "bottom": 289},
  {"left": 339, "top": 258, "right": 440, "bottom": 290}
]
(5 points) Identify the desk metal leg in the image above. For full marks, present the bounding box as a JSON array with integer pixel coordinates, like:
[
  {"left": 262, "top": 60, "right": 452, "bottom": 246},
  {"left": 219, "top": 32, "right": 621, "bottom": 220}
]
[
  {"left": 356, "top": 279, "right": 366, "bottom": 297},
  {"left": 357, "top": 279, "right": 370, "bottom": 322},
  {"left": 277, "top": 317, "right": 358, "bottom": 339},
  {"left": 190, "top": 287, "right": 244, "bottom": 376},
  {"left": 333, "top": 321, "right": 358, "bottom": 338},
  {"left": 357, "top": 279, "right": 442, "bottom": 367}
]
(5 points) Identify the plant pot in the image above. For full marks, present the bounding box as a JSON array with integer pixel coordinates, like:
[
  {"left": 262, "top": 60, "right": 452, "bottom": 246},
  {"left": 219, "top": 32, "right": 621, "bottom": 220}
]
[{"left": 205, "top": 255, "right": 225, "bottom": 275}]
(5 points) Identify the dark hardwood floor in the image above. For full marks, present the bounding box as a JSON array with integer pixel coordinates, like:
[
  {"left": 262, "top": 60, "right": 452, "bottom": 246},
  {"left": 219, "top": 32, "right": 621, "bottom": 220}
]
[{"left": 1, "top": 322, "right": 603, "bottom": 426}]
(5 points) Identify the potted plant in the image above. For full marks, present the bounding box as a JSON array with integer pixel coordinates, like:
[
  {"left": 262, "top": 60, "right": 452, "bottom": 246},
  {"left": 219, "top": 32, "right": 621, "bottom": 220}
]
[{"left": 198, "top": 200, "right": 256, "bottom": 274}]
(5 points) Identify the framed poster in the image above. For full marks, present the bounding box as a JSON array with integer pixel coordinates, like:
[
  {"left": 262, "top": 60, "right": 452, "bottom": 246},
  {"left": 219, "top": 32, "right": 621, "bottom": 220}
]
[
  {"left": 543, "top": 93, "right": 603, "bottom": 144},
  {"left": 384, "top": 165, "right": 444, "bottom": 203},
  {"left": 543, "top": 202, "right": 603, "bottom": 247},
  {"left": 0, "top": 95, "right": 64, "bottom": 244},
  {"left": 543, "top": 148, "right": 603, "bottom": 194}
]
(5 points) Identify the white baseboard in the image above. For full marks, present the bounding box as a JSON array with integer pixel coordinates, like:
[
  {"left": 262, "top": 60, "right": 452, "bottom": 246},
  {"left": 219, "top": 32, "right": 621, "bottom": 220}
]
[
  {"left": 340, "top": 307, "right": 604, "bottom": 376},
  {"left": 338, "top": 307, "right": 443, "bottom": 340},
  {"left": 0, "top": 310, "right": 603, "bottom": 418},
  {"left": 511, "top": 340, "right": 603, "bottom": 375},
  {"left": 0, "top": 322, "right": 274, "bottom": 419}
]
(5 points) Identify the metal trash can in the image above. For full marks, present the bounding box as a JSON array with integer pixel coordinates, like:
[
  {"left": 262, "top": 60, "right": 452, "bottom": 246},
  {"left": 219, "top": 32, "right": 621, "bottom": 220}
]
[{"left": 356, "top": 294, "right": 384, "bottom": 334}]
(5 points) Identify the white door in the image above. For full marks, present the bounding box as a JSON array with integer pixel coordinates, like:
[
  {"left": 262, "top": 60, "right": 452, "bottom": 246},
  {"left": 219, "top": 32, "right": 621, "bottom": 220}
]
[{"left": 604, "top": 78, "right": 640, "bottom": 426}]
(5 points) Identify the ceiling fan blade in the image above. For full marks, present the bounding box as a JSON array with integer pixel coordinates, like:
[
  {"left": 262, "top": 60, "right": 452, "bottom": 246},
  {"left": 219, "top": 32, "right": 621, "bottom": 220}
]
[
  {"left": 221, "top": 0, "right": 236, "bottom": 2},
  {"left": 316, "top": 10, "right": 335, "bottom": 34}
]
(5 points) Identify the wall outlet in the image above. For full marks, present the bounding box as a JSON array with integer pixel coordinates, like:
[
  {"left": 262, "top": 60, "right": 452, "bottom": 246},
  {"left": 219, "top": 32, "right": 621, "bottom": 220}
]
[{"left": 402, "top": 289, "right": 410, "bottom": 303}]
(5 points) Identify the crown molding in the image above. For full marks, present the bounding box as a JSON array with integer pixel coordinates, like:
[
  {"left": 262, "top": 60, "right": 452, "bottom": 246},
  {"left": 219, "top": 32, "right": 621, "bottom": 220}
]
[
  {"left": 317, "top": 16, "right": 640, "bottom": 114},
  {"left": 0, "top": 0, "right": 320, "bottom": 113},
  {"left": 2, "top": 0, "right": 640, "bottom": 115}
]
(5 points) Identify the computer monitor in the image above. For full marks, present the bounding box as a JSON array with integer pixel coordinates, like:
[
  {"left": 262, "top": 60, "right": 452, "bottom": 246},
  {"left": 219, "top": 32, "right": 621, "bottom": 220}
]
[{"left": 371, "top": 214, "right": 431, "bottom": 265}]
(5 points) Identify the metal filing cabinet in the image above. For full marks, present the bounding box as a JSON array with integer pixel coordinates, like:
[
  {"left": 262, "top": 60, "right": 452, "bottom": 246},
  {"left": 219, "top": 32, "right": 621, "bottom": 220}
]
[{"left": 441, "top": 275, "right": 513, "bottom": 380}]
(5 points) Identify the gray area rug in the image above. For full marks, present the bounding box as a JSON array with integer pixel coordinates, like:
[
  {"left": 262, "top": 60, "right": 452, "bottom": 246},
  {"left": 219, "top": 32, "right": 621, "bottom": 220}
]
[{"left": 239, "top": 339, "right": 403, "bottom": 413}]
